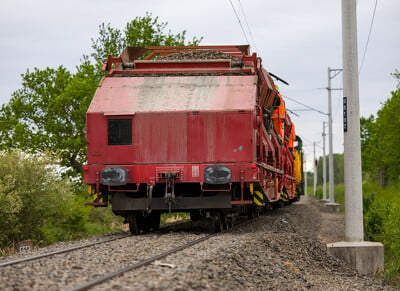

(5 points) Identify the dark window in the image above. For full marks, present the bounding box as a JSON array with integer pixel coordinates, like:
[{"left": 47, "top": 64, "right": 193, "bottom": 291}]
[{"left": 108, "top": 119, "right": 132, "bottom": 145}]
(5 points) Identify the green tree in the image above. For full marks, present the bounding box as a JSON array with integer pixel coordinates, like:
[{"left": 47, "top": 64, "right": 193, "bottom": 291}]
[
  {"left": 0, "top": 60, "right": 97, "bottom": 174},
  {"left": 360, "top": 115, "right": 386, "bottom": 185},
  {"left": 391, "top": 69, "right": 400, "bottom": 88},
  {"left": 0, "top": 14, "right": 202, "bottom": 175},
  {"left": 376, "top": 87, "right": 400, "bottom": 182},
  {"left": 0, "top": 151, "right": 123, "bottom": 248},
  {"left": 0, "top": 151, "right": 76, "bottom": 245},
  {"left": 360, "top": 71, "right": 400, "bottom": 185},
  {"left": 91, "top": 12, "right": 203, "bottom": 68},
  {"left": 316, "top": 153, "right": 344, "bottom": 185}
]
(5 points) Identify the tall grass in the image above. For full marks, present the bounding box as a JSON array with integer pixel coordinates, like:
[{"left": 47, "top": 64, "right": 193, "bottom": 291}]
[
  {"left": 308, "top": 182, "right": 400, "bottom": 285},
  {"left": 363, "top": 183, "right": 400, "bottom": 286},
  {"left": 307, "top": 184, "right": 344, "bottom": 211}
]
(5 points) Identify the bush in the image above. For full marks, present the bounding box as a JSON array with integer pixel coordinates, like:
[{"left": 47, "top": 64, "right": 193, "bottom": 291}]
[
  {"left": 363, "top": 183, "right": 400, "bottom": 286},
  {"left": 0, "top": 151, "right": 74, "bottom": 246},
  {"left": 0, "top": 151, "right": 123, "bottom": 251}
]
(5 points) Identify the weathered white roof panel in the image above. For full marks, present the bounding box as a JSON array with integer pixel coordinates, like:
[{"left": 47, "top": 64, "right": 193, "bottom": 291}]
[{"left": 88, "top": 75, "right": 257, "bottom": 114}]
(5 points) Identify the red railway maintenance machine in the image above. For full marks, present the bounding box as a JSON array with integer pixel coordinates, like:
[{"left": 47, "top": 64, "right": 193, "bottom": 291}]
[{"left": 84, "top": 45, "right": 304, "bottom": 234}]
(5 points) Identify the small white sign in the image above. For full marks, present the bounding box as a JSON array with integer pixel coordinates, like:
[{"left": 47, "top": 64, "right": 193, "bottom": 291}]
[{"left": 192, "top": 165, "right": 199, "bottom": 177}]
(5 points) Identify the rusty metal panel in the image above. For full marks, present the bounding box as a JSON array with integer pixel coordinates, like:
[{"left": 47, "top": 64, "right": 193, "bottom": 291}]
[
  {"left": 86, "top": 113, "right": 106, "bottom": 164},
  {"left": 87, "top": 75, "right": 257, "bottom": 114},
  {"left": 133, "top": 112, "right": 188, "bottom": 163},
  {"left": 186, "top": 112, "right": 253, "bottom": 163},
  {"left": 86, "top": 111, "right": 253, "bottom": 165},
  {"left": 131, "top": 111, "right": 252, "bottom": 164}
]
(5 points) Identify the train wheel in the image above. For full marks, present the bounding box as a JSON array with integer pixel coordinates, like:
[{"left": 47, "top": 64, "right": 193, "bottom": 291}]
[
  {"left": 128, "top": 212, "right": 141, "bottom": 235},
  {"left": 213, "top": 212, "right": 225, "bottom": 233},
  {"left": 150, "top": 212, "right": 161, "bottom": 230},
  {"left": 190, "top": 211, "right": 200, "bottom": 221},
  {"left": 248, "top": 206, "right": 256, "bottom": 219},
  {"left": 224, "top": 215, "right": 234, "bottom": 231},
  {"left": 227, "top": 219, "right": 234, "bottom": 231},
  {"left": 141, "top": 218, "right": 150, "bottom": 234}
]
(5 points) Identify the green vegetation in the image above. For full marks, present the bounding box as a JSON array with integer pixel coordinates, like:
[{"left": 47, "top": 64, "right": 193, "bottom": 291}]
[
  {"left": 309, "top": 72, "right": 400, "bottom": 286},
  {"left": 160, "top": 213, "right": 190, "bottom": 225},
  {"left": 0, "top": 151, "right": 124, "bottom": 255},
  {"left": 363, "top": 183, "right": 400, "bottom": 286},
  {"left": 361, "top": 69, "right": 400, "bottom": 186},
  {"left": 0, "top": 13, "right": 202, "bottom": 176},
  {"left": 316, "top": 154, "right": 344, "bottom": 185},
  {"left": 309, "top": 181, "right": 399, "bottom": 285},
  {"left": 0, "top": 14, "right": 202, "bottom": 255},
  {"left": 360, "top": 71, "right": 400, "bottom": 286},
  {"left": 310, "top": 183, "right": 344, "bottom": 211}
]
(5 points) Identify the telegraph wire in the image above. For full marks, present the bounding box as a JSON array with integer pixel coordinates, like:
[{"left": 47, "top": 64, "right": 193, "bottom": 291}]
[
  {"left": 290, "top": 109, "right": 313, "bottom": 112},
  {"left": 229, "top": 0, "right": 251, "bottom": 46},
  {"left": 359, "top": 0, "right": 378, "bottom": 75},
  {"left": 283, "top": 94, "right": 327, "bottom": 116},
  {"left": 237, "top": 0, "right": 259, "bottom": 53},
  {"left": 286, "top": 108, "right": 300, "bottom": 117}
]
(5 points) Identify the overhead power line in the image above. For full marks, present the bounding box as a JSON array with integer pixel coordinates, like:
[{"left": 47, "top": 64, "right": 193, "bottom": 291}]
[
  {"left": 286, "top": 108, "right": 300, "bottom": 117},
  {"left": 229, "top": 0, "right": 251, "bottom": 46},
  {"left": 237, "top": 0, "right": 259, "bottom": 52},
  {"left": 283, "top": 95, "right": 327, "bottom": 116},
  {"left": 359, "top": 0, "right": 378, "bottom": 75}
]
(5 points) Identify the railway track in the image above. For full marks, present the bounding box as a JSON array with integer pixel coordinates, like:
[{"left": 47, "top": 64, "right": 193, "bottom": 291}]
[
  {"left": 0, "top": 233, "right": 131, "bottom": 268},
  {"left": 68, "top": 233, "right": 216, "bottom": 291},
  {"left": 0, "top": 217, "right": 244, "bottom": 290},
  {"left": 67, "top": 217, "right": 248, "bottom": 290},
  {"left": 0, "top": 218, "right": 199, "bottom": 269}
]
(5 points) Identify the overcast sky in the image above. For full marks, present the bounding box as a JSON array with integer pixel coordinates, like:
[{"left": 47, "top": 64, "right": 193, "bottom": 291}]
[{"left": 0, "top": 0, "right": 399, "bottom": 170}]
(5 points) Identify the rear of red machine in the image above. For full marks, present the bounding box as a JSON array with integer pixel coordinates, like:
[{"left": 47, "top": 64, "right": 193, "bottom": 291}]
[{"left": 84, "top": 45, "right": 301, "bottom": 234}]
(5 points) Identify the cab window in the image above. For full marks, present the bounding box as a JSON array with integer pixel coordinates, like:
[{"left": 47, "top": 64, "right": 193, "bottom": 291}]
[{"left": 108, "top": 119, "right": 132, "bottom": 145}]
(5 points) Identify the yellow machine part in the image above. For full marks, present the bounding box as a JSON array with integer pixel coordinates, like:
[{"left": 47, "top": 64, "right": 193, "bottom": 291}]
[
  {"left": 279, "top": 190, "right": 289, "bottom": 202},
  {"left": 92, "top": 192, "right": 103, "bottom": 203},
  {"left": 254, "top": 191, "right": 265, "bottom": 206},
  {"left": 249, "top": 183, "right": 265, "bottom": 206},
  {"left": 294, "top": 150, "right": 302, "bottom": 184}
]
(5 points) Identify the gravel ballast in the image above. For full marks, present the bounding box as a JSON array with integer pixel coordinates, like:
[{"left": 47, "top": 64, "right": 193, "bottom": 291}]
[{"left": 0, "top": 196, "right": 396, "bottom": 290}]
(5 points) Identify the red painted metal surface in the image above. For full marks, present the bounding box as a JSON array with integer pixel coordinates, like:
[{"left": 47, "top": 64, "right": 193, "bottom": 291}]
[
  {"left": 87, "top": 111, "right": 254, "bottom": 165},
  {"left": 84, "top": 163, "right": 260, "bottom": 185},
  {"left": 84, "top": 45, "right": 299, "bottom": 212}
]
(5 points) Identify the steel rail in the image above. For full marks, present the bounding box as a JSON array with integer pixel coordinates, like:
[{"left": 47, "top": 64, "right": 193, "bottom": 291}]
[
  {"left": 68, "top": 233, "right": 216, "bottom": 291},
  {"left": 0, "top": 233, "right": 130, "bottom": 268}
]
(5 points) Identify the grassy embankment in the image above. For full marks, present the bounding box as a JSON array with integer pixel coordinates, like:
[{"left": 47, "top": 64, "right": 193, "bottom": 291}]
[{"left": 309, "top": 183, "right": 400, "bottom": 286}]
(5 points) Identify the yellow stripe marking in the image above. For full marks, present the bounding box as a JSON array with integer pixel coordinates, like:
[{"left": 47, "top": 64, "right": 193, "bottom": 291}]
[{"left": 254, "top": 191, "right": 265, "bottom": 206}]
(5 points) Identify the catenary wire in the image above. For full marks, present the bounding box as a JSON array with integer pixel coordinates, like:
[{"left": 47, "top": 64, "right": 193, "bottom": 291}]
[
  {"left": 229, "top": 0, "right": 251, "bottom": 46},
  {"left": 359, "top": 0, "right": 378, "bottom": 75},
  {"left": 283, "top": 95, "right": 327, "bottom": 116},
  {"left": 237, "top": 0, "right": 259, "bottom": 52}
]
